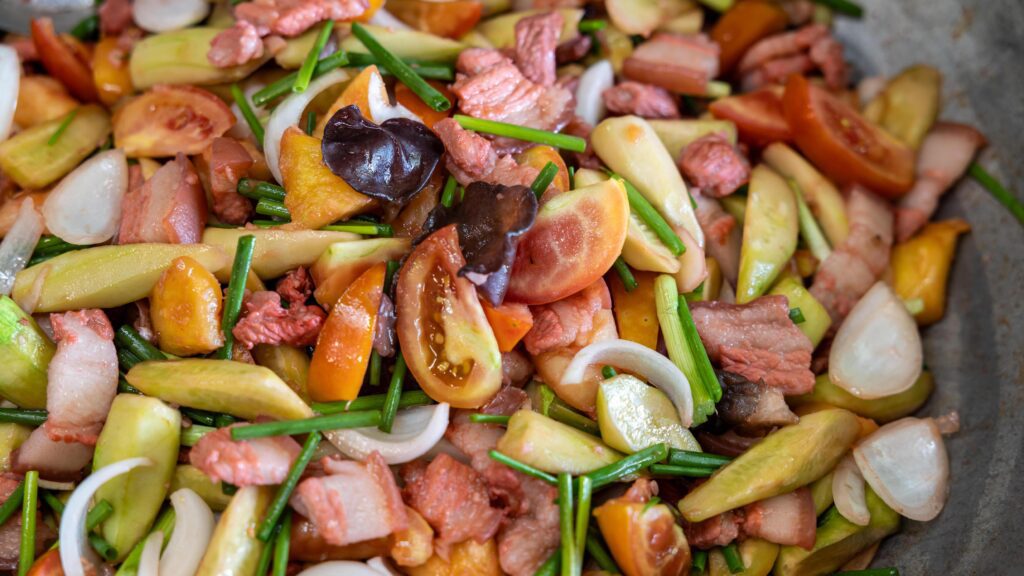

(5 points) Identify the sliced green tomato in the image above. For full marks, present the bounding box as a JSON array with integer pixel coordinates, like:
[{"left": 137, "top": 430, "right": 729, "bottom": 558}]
[
  {"left": 769, "top": 276, "right": 831, "bottom": 347},
  {"left": 0, "top": 104, "right": 110, "bottom": 189},
  {"left": 171, "top": 465, "right": 233, "bottom": 512},
  {"left": 596, "top": 374, "right": 700, "bottom": 453},
  {"left": 196, "top": 485, "right": 273, "bottom": 576},
  {"left": 130, "top": 28, "right": 268, "bottom": 89},
  {"left": 789, "top": 372, "right": 935, "bottom": 424},
  {"left": 94, "top": 394, "right": 181, "bottom": 562},
  {"left": 809, "top": 470, "right": 835, "bottom": 515},
  {"left": 126, "top": 359, "right": 314, "bottom": 421},
  {"left": 0, "top": 296, "right": 54, "bottom": 408},
  {"left": 497, "top": 410, "right": 622, "bottom": 475},
  {"left": 736, "top": 164, "right": 798, "bottom": 304},
  {"left": 709, "top": 539, "right": 779, "bottom": 576},
  {"left": 340, "top": 24, "right": 467, "bottom": 62},
  {"left": 201, "top": 227, "right": 360, "bottom": 282}
]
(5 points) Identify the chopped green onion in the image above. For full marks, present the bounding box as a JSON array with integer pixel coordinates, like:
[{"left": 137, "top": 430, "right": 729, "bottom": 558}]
[
  {"left": 601, "top": 366, "right": 618, "bottom": 379},
  {"left": 351, "top": 23, "right": 451, "bottom": 112},
  {"left": 231, "top": 84, "right": 265, "bottom": 144},
  {"left": 558, "top": 473, "right": 576, "bottom": 576},
  {"left": 585, "top": 529, "right": 620, "bottom": 573},
  {"left": 691, "top": 549, "right": 708, "bottom": 574},
  {"left": 117, "top": 348, "right": 140, "bottom": 371},
  {"left": 321, "top": 221, "right": 394, "bottom": 236},
  {"left": 258, "top": 431, "right": 322, "bottom": 541},
  {"left": 574, "top": 475, "right": 593, "bottom": 569},
  {"left": 181, "top": 425, "right": 216, "bottom": 447},
  {"left": 114, "top": 508, "right": 176, "bottom": 576},
  {"left": 612, "top": 257, "right": 637, "bottom": 292},
  {"left": 584, "top": 443, "right": 668, "bottom": 490},
  {"left": 214, "top": 414, "right": 237, "bottom": 428},
  {"left": 70, "top": 15, "right": 99, "bottom": 41},
  {"left": 345, "top": 52, "right": 455, "bottom": 81},
  {"left": 117, "top": 378, "right": 141, "bottom": 395},
  {"left": 534, "top": 546, "right": 561, "bottom": 576},
  {"left": 790, "top": 179, "right": 832, "bottom": 261},
  {"left": 233, "top": 411, "right": 380, "bottom": 441},
  {"left": 181, "top": 408, "right": 217, "bottom": 427},
  {"left": 312, "top": 390, "right": 433, "bottom": 415},
  {"left": 531, "top": 161, "right": 559, "bottom": 199},
  {"left": 0, "top": 409, "right": 47, "bottom": 427},
  {"left": 116, "top": 325, "right": 168, "bottom": 362},
  {"left": 237, "top": 179, "right": 287, "bottom": 203},
  {"left": 568, "top": 166, "right": 575, "bottom": 190},
  {"left": 222, "top": 483, "right": 238, "bottom": 496},
  {"left": 41, "top": 492, "right": 65, "bottom": 516},
  {"left": 256, "top": 522, "right": 281, "bottom": 576},
  {"left": 47, "top": 109, "right": 78, "bottom": 147},
  {"left": 578, "top": 19, "right": 608, "bottom": 33},
  {"left": 469, "top": 414, "right": 510, "bottom": 425},
  {"left": 86, "top": 500, "right": 114, "bottom": 528},
  {"left": 441, "top": 175, "right": 458, "bottom": 208},
  {"left": 255, "top": 198, "right": 292, "bottom": 220},
  {"left": 536, "top": 384, "right": 600, "bottom": 436},
  {"left": 488, "top": 450, "right": 557, "bottom": 485},
  {"left": 648, "top": 464, "right": 715, "bottom": 477},
  {"left": 378, "top": 353, "right": 406, "bottom": 433},
  {"left": 677, "top": 284, "right": 722, "bottom": 403},
  {"left": 305, "top": 110, "right": 317, "bottom": 135},
  {"left": 721, "top": 543, "right": 745, "bottom": 574},
  {"left": 834, "top": 569, "right": 900, "bottom": 576},
  {"left": 32, "top": 237, "right": 85, "bottom": 257},
  {"left": 216, "top": 234, "right": 257, "bottom": 360},
  {"left": 19, "top": 471, "right": 38, "bottom": 576},
  {"left": 294, "top": 22, "right": 335, "bottom": 93},
  {"left": 789, "top": 307, "right": 806, "bottom": 324},
  {"left": 667, "top": 449, "right": 731, "bottom": 469},
  {"left": 271, "top": 510, "right": 292, "bottom": 576},
  {"left": 89, "top": 533, "right": 118, "bottom": 561},
  {"left": 0, "top": 481, "right": 24, "bottom": 525},
  {"left": 252, "top": 51, "right": 350, "bottom": 107},
  {"left": 969, "top": 162, "right": 1024, "bottom": 225},
  {"left": 811, "top": 0, "right": 864, "bottom": 17},
  {"left": 654, "top": 276, "right": 716, "bottom": 425},
  {"left": 614, "top": 176, "right": 686, "bottom": 256},
  {"left": 367, "top": 351, "right": 383, "bottom": 387},
  {"left": 455, "top": 114, "right": 585, "bottom": 153}
]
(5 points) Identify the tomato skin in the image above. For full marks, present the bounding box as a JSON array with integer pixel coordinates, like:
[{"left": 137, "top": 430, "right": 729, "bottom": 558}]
[
  {"left": 31, "top": 18, "right": 98, "bottom": 102},
  {"left": 396, "top": 225, "right": 501, "bottom": 409},
  {"left": 709, "top": 87, "right": 791, "bottom": 147},
  {"left": 782, "top": 75, "right": 915, "bottom": 198},
  {"left": 395, "top": 80, "right": 453, "bottom": 129},
  {"left": 711, "top": 0, "right": 789, "bottom": 74},
  {"left": 113, "top": 85, "right": 236, "bottom": 157}
]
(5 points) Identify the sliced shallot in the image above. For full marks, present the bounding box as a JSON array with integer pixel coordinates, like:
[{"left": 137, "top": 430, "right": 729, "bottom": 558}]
[
  {"left": 60, "top": 457, "right": 153, "bottom": 576},
  {"left": 160, "top": 488, "right": 215, "bottom": 576},
  {"left": 325, "top": 403, "right": 449, "bottom": 465},
  {"left": 854, "top": 417, "right": 950, "bottom": 521},
  {"left": 296, "top": 561, "right": 385, "bottom": 576},
  {"left": 42, "top": 149, "right": 128, "bottom": 245},
  {"left": 133, "top": 0, "right": 210, "bottom": 33},
  {"left": 0, "top": 45, "right": 18, "bottom": 142},
  {"left": 829, "top": 281, "right": 922, "bottom": 399},
  {"left": 265, "top": 69, "right": 349, "bottom": 183},
  {"left": 137, "top": 531, "right": 164, "bottom": 576},
  {"left": 575, "top": 60, "right": 614, "bottom": 126},
  {"left": 0, "top": 199, "right": 43, "bottom": 296},
  {"left": 833, "top": 454, "right": 870, "bottom": 526},
  {"left": 561, "top": 338, "right": 694, "bottom": 428}
]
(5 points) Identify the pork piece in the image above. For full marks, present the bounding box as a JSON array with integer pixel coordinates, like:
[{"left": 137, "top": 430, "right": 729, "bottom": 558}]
[
  {"left": 11, "top": 426, "right": 95, "bottom": 482},
  {"left": 679, "top": 134, "right": 750, "bottom": 197},
  {"left": 232, "top": 290, "right": 326, "bottom": 349},
  {"left": 562, "top": 116, "right": 601, "bottom": 169},
  {"left": 523, "top": 279, "right": 611, "bottom": 356},
  {"left": 684, "top": 510, "right": 742, "bottom": 549},
  {"left": 810, "top": 187, "right": 893, "bottom": 323},
  {"left": 290, "top": 513, "right": 390, "bottom": 562},
  {"left": 896, "top": 122, "right": 986, "bottom": 241},
  {"left": 716, "top": 371, "right": 798, "bottom": 429},
  {"left": 401, "top": 453, "right": 504, "bottom": 553},
  {"left": 276, "top": 266, "right": 314, "bottom": 304},
  {"left": 513, "top": 11, "right": 562, "bottom": 87},
  {"left": 119, "top": 154, "right": 207, "bottom": 245},
  {"left": 623, "top": 33, "right": 719, "bottom": 96},
  {"left": 235, "top": 0, "right": 369, "bottom": 37},
  {"left": 741, "top": 487, "right": 816, "bottom": 549},
  {"left": 190, "top": 425, "right": 301, "bottom": 486},
  {"left": 498, "top": 476, "right": 560, "bottom": 576},
  {"left": 45, "top": 310, "right": 118, "bottom": 445},
  {"left": 693, "top": 190, "right": 740, "bottom": 284},
  {"left": 453, "top": 48, "right": 574, "bottom": 135},
  {"left": 201, "top": 137, "right": 255, "bottom": 225},
  {"left": 738, "top": 24, "right": 847, "bottom": 91},
  {"left": 501, "top": 350, "right": 534, "bottom": 388},
  {"left": 602, "top": 81, "right": 680, "bottom": 119},
  {"left": 0, "top": 477, "right": 55, "bottom": 571},
  {"left": 372, "top": 294, "right": 396, "bottom": 357},
  {"left": 291, "top": 453, "right": 407, "bottom": 547},
  {"left": 99, "top": 0, "right": 133, "bottom": 36},
  {"left": 690, "top": 295, "right": 815, "bottom": 395},
  {"left": 208, "top": 21, "right": 264, "bottom": 68},
  {"left": 555, "top": 35, "right": 592, "bottom": 65},
  {"left": 433, "top": 118, "right": 540, "bottom": 188}
]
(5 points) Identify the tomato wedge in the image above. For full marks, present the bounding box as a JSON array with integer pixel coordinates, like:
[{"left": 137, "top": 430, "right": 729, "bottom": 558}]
[
  {"left": 711, "top": 0, "right": 789, "bottom": 74},
  {"left": 396, "top": 225, "right": 501, "bottom": 409},
  {"left": 31, "top": 18, "right": 98, "bottom": 102},
  {"left": 783, "top": 75, "right": 915, "bottom": 198},
  {"left": 709, "top": 86, "right": 791, "bottom": 147},
  {"left": 113, "top": 85, "right": 236, "bottom": 157}
]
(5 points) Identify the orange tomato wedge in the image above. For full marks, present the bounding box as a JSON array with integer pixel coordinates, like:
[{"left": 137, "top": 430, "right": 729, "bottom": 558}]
[
  {"left": 609, "top": 270, "right": 659, "bottom": 350},
  {"left": 395, "top": 80, "right": 454, "bottom": 129},
  {"left": 308, "top": 262, "right": 386, "bottom": 402},
  {"left": 711, "top": 0, "right": 789, "bottom": 74},
  {"left": 92, "top": 37, "right": 133, "bottom": 106},
  {"left": 481, "top": 301, "right": 534, "bottom": 353}
]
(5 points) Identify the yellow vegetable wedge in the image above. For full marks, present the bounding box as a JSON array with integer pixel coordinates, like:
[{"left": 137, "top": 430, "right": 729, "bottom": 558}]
[
  {"left": 761, "top": 143, "right": 848, "bottom": 247},
  {"left": 648, "top": 119, "right": 737, "bottom": 159},
  {"left": 252, "top": 344, "right": 312, "bottom": 403},
  {"left": 0, "top": 104, "right": 111, "bottom": 189},
  {"left": 0, "top": 424, "right": 31, "bottom": 471},
  {"left": 769, "top": 276, "right": 831, "bottom": 347},
  {"left": 497, "top": 410, "right": 622, "bottom": 475},
  {"left": 130, "top": 28, "right": 268, "bottom": 89},
  {"left": 170, "top": 465, "right": 234, "bottom": 512},
  {"left": 862, "top": 65, "right": 941, "bottom": 150},
  {"left": 196, "top": 486, "right": 273, "bottom": 576},
  {"left": 201, "top": 227, "right": 359, "bottom": 281},
  {"left": 126, "top": 359, "right": 314, "bottom": 421},
  {"left": 12, "top": 243, "right": 229, "bottom": 314},
  {"left": 0, "top": 296, "right": 54, "bottom": 408},
  {"left": 736, "top": 164, "right": 797, "bottom": 304}
]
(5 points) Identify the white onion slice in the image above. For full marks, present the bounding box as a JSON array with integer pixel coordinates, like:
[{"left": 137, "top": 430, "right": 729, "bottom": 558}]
[
  {"left": 325, "top": 403, "right": 449, "bottom": 465},
  {"left": 297, "top": 561, "right": 384, "bottom": 576},
  {"left": 368, "top": 8, "right": 413, "bottom": 31},
  {"left": 133, "top": 0, "right": 210, "bottom": 33},
  {"left": 42, "top": 149, "right": 128, "bottom": 245},
  {"left": 38, "top": 479, "right": 76, "bottom": 491},
  {"left": 0, "top": 199, "right": 43, "bottom": 296},
  {"left": 854, "top": 417, "right": 949, "bottom": 521},
  {"left": 365, "top": 70, "right": 420, "bottom": 123},
  {"left": 160, "top": 488, "right": 215, "bottom": 576},
  {"left": 367, "top": 557, "right": 401, "bottom": 576},
  {"left": 829, "top": 282, "right": 922, "bottom": 399},
  {"left": 60, "top": 457, "right": 153, "bottom": 576},
  {"left": 833, "top": 454, "right": 870, "bottom": 526},
  {"left": 137, "top": 531, "right": 164, "bottom": 576},
  {"left": 561, "top": 339, "right": 694, "bottom": 428},
  {"left": 575, "top": 60, "right": 614, "bottom": 127},
  {"left": 0, "top": 45, "right": 18, "bottom": 142},
  {"left": 265, "top": 69, "right": 350, "bottom": 183}
]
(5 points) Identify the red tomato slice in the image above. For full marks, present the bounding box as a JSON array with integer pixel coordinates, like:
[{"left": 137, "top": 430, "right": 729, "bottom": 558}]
[
  {"left": 708, "top": 86, "right": 791, "bottom": 147},
  {"left": 30, "top": 18, "right": 98, "bottom": 102},
  {"left": 506, "top": 179, "right": 630, "bottom": 305},
  {"left": 113, "top": 85, "right": 236, "bottom": 157},
  {"left": 782, "top": 74, "right": 915, "bottom": 198},
  {"left": 395, "top": 225, "right": 502, "bottom": 409}
]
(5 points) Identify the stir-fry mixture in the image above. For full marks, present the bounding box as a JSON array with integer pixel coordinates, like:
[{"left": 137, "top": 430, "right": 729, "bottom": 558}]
[{"left": 0, "top": 0, "right": 1019, "bottom": 575}]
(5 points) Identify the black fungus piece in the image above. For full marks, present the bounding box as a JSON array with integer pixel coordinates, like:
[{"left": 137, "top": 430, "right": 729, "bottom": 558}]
[
  {"left": 321, "top": 105, "right": 444, "bottom": 205},
  {"left": 421, "top": 182, "right": 538, "bottom": 305}
]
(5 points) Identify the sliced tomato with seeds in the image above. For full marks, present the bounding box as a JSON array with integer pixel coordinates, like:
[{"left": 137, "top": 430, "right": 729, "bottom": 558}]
[
  {"left": 783, "top": 74, "right": 915, "bottom": 198},
  {"left": 709, "top": 86, "right": 791, "bottom": 147},
  {"left": 31, "top": 18, "right": 98, "bottom": 102},
  {"left": 113, "top": 85, "right": 236, "bottom": 157},
  {"left": 396, "top": 225, "right": 502, "bottom": 409}
]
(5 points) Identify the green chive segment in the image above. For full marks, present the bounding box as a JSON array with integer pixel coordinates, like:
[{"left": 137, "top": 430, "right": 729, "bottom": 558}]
[
  {"left": 655, "top": 275, "right": 716, "bottom": 425},
  {"left": 558, "top": 473, "right": 576, "bottom": 576},
  {"left": 531, "top": 161, "right": 559, "bottom": 199},
  {"left": 969, "top": 162, "right": 1024, "bottom": 225},
  {"left": 232, "top": 411, "right": 380, "bottom": 441},
  {"left": 216, "top": 235, "right": 257, "bottom": 360},
  {"left": 812, "top": 0, "right": 864, "bottom": 17},
  {"left": 293, "top": 21, "right": 335, "bottom": 93},
  {"left": 47, "top": 109, "right": 78, "bottom": 146},
  {"left": 455, "top": 115, "right": 586, "bottom": 153},
  {"left": 378, "top": 353, "right": 406, "bottom": 433},
  {"left": 258, "top": 431, "right": 322, "bottom": 541},
  {"left": 19, "top": 471, "right": 38, "bottom": 576},
  {"left": 614, "top": 176, "right": 686, "bottom": 256},
  {"left": 612, "top": 257, "right": 638, "bottom": 292},
  {"left": 487, "top": 450, "right": 557, "bottom": 485},
  {"left": 722, "top": 543, "right": 745, "bottom": 574},
  {"left": 252, "top": 51, "right": 350, "bottom": 107},
  {"left": 350, "top": 23, "right": 451, "bottom": 112},
  {"left": 231, "top": 84, "right": 264, "bottom": 143}
]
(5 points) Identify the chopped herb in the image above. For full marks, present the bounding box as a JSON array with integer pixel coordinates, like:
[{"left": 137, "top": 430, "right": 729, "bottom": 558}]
[
  {"left": 115, "top": 325, "right": 167, "bottom": 362},
  {"left": 19, "top": 471, "right": 38, "bottom": 576},
  {"left": 667, "top": 449, "right": 732, "bottom": 469},
  {"left": 384, "top": 260, "right": 400, "bottom": 294},
  {"left": 180, "top": 425, "right": 215, "bottom": 447},
  {"left": 293, "top": 21, "right": 335, "bottom": 93},
  {"left": 271, "top": 510, "right": 292, "bottom": 576},
  {"left": 232, "top": 411, "right": 380, "bottom": 440},
  {"left": 640, "top": 496, "right": 662, "bottom": 513},
  {"left": 648, "top": 464, "right": 715, "bottom": 478},
  {"left": 351, "top": 23, "right": 451, "bottom": 112},
  {"left": 612, "top": 257, "right": 638, "bottom": 292},
  {"left": 455, "top": 114, "right": 586, "bottom": 153},
  {"left": 536, "top": 384, "right": 600, "bottom": 435},
  {"left": 441, "top": 175, "right": 459, "bottom": 208},
  {"left": 568, "top": 166, "right": 575, "bottom": 190},
  {"left": 0, "top": 409, "right": 47, "bottom": 427},
  {"left": 47, "top": 109, "right": 78, "bottom": 146},
  {"left": 574, "top": 475, "right": 593, "bottom": 569},
  {"left": 321, "top": 221, "right": 394, "bottom": 237},
  {"left": 215, "top": 235, "right": 257, "bottom": 359},
  {"left": 691, "top": 549, "right": 708, "bottom": 574},
  {"left": 231, "top": 84, "right": 264, "bottom": 143},
  {"left": 89, "top": 533, "right": 118, "bottom": 561},
  {"left": 469, "top": 413, "right": 510, "bottom": 425},
  {"left": 655, "top": 275, "right": 716, "bottom": 425},
  {"left": 258, "top": 431, "right": 322, "bottom": 541},
  {"left": 969, "top": 162, "right": 1024, "bottom": 225},
  {"left": 0, "top": 481, "right": 24, "bottom": 525},
  {"left": 70, "top": 15, "right": 99, "bottom": 42},
  {"left": 535, "top": 547, "right": 561, "bottom": 576},
  {"left": 790, "top": 179, "right": 832, "bottom": 261},
  {"left": 378, "top": 353, "right": 406, "bottom": 433},
  {"left": 488, "top": 450, "right": 557, "bottom": 485},
  {"left": 613, "top": 175, "right": 686, "bottom": 256},
  {"left": 721, "top": 543, "right": 745, "bottom": 574},
  {"left": 367, "top": 351, "right": 383, "bottom": 387},
  {"left": 252, "top": 51, "right": 350, "bottom": 107},
  {"left": 530, "top": 161, "right": 559, "bottom": 199},
  {"left": 789, "top": 307, "right": 806, "bottom": 324},
  {"left": 601, "top": 366, "right": 618, "bottom": 379},
  {"left": 304, "top": 110, "right": 317, "bottom": 135}
]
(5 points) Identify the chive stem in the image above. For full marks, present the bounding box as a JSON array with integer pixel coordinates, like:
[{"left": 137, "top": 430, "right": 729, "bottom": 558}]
[
  {"left": 601, "top": 366, "right": 617, "bottom": 379},
  {"left": 113, "top": 508, "right": 176, "bottom": 576},
  {"left": 469, "top": 414, "right": 510, "bottom": 425},
  {"left": 574, "top": 475, "right": 592, "bottom": 569},
  {"left": 312, "top": 390, "right": 432, "bottom": 415},
  {"left": 351, "top": 23, "right": 451, "bottom": 112},
  {"left": 455, "top": 114, "right": 585, "bottom": 153},
  {"left": 584, "top": 443, "right": 668, "bottom": 490},
  {"left": 969, "top": 162, "right": 1024, "bottom": 225},
  {"left": 345, "top": 52, "right": 454, "bottom": 81},
  {"left": 293, "top": 22, "right": 334, "bottom": 93},
  {"left": 612, "top": 257, "right": 638, "bottom": 292},
  {"left": 321, "top": 222, "right": 394, "bottom": 237},
  {"left": 384, "top": 260, "right": 400, "bottom": 294},
  {"left": 648, "top": 464, "right": 715, "bottom": 478},
  {"left": 181, "top": 425, "right": 216, "bottom": 447},
  {"left": 531, "top": 161, "right": 559, "bottom": 199},
  {"left": 19, "top": 471, "right": 38, "bottom": 576},
  {"left": 441, "top": 175, "right": 458, "bottom": 208},
  {"left": 69, "top": 15, "right": 99, "bottom": 41},
  {"left": 535, "top": 547, "right": 561, "bottom": 576},
  {"left": 0, "top": 482, "right": 24, "bottom": 525},
  {"left": 234, "top": 411, "right": 379, "bottom": 441},
  {"left": 0, "top": 409, "right": 47, "bottom": 427},
  {"left": 677, "top": 285, "right": 722, "bottom": 403},
  {"left": 811, "top": 0, "right": 864, "bottom": 17},
  {"left": 790, "top": 179, "right": 832, "bottom": 262},
  {"left": 256, "top": 522, "right": 281, "bottom": 576},
  {"left": 667, "top": 449, "right": 732, "bottom": 469},
  {"left": 252, "top": 51, "right": 350, "bottom": 107},
  {"left": 216, "top": 234, "right": 257, "bottom": 360},
  {"left": 578, "top": 19, "right": 608, "bottom": 33},
  {"left": 47, "top": 109, "right": 78, "bottom": 147},
  {"left": 654, "top": 275, "right": 715, "bottom": 424},
  {"left": 585, "top": 529, "right": 620, "bottom": 573},
  {"left": 488, "top": 450, "right": 557, "bottom": 485},
  {"left": 305, "top": 110, "right": 317, "bottom": 135},
  {"left": 86, "top": 500, "right": 113, "bottom": 529},
  {"left": 378, "top": 353, "right": 406, "bottom": 433},
  {"left": 271, "top": 510, "right": 292, "bottom": 576},
  {"left": 237, "top": 179, "right": 286, "bottom": 203},
  {"left": 558, "top": 473, "right": 576, "bottom": 576},
  {"left": 722, "top": 543, "right": 745, "bottom": 574},
  {"left": 41, "top": 492, "right": 65, "bottom": 516},
  {"left": 692, "top": 549, "right": 708, "bottom": 574},
  {"left": 231, "top": 84, "right": 264, "bottom": 144},
  {"left": 255, "top": 198, "right": 292, "bottom": 220},
  {"left": 115, "top": 325, "right": 167, "bottom": 362},
  {"left": 789, "top": 307, "right": 806, "bottom": 324},
  {"left": 614, "top": 176, "right": 686, "bottom": 256},
  {"left": 258, "top": 431, "right": 322, "bottom": 541},
  {"left": 117, "top": 348, "right": 141, "bottom": 371},
  {"left": 89, "top": 533, "right": 118, "bottom": 561},
  {"left": 367, "top": 351, "right": 383, "bottom": 387}
]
